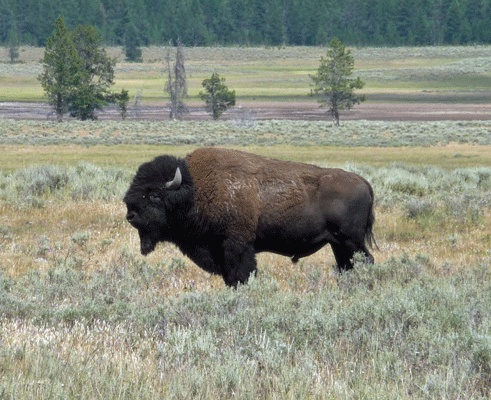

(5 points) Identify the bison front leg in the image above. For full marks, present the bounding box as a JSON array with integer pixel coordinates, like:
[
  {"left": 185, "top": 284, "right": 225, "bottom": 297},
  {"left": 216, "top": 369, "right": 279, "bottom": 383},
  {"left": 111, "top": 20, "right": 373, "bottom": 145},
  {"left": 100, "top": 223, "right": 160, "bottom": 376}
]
[
  {"left": 180, "top": 245, "right": 222, "bottom": 276},
  {"left": 222, "top": 239, "right": 257, "bottom": 287}
]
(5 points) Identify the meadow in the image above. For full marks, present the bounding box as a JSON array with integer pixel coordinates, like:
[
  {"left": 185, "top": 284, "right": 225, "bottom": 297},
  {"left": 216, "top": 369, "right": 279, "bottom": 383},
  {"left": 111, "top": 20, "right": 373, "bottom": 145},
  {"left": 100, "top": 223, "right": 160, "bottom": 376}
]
[
  {"left": 1, "top": 45, "right": 491, "bottom": 398},
  {"left": 1, "top": 44, "right": 491, "bottom": 102}
]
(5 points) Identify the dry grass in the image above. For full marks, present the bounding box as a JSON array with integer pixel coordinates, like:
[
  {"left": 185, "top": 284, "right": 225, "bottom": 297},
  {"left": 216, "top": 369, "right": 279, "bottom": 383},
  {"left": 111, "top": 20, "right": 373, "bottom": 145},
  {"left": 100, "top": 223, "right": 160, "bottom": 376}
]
[
  {"left": 2, "top": 196, "right": 490, "bottom": 296},
  {"left": 2, "top": 147, "right": 491, "bottom": 397},
  {"left": 2, "top": 193, "right": 490, "bottom": 398},
  {"left": 1, "top": 140, "right": 490, "bottom": 294}
]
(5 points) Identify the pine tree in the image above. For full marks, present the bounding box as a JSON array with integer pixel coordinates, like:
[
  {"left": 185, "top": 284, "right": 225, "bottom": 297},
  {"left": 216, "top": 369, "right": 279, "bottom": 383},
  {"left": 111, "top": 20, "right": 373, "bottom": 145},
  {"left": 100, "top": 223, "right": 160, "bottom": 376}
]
[
  {"left": 124, "top": 22, "right": 142, "bottom": 62},
  {"left": 39, "top": 17, "right": 122, "bottom": 121},
  {"left": 38, "top": 17, "right": 82, "bottom": 122},
  {"left": 199, "top": 73, "right": 236, "bottom": 120},
  {"left": 69, "top": 24, "right": 117, "bottom": 120},
  {"left": 309, "top": 38, "right": 366, "bottom": 126},
  {"left": 114, "top": 88, "right": 130, "bottom": 120}
]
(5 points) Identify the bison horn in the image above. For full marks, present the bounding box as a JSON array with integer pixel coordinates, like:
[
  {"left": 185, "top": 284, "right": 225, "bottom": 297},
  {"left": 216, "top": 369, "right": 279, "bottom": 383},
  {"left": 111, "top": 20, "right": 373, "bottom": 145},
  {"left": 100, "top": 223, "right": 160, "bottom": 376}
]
[{"left": 165, "top": 167, "right": 182, "bottom": 189}]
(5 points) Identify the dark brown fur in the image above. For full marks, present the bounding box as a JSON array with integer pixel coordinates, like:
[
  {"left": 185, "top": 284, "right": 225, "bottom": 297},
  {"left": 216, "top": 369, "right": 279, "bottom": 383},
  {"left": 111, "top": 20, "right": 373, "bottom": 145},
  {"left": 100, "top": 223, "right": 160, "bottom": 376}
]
[{"left": 124, "top": 147, "right": 376, "bottom": 287}]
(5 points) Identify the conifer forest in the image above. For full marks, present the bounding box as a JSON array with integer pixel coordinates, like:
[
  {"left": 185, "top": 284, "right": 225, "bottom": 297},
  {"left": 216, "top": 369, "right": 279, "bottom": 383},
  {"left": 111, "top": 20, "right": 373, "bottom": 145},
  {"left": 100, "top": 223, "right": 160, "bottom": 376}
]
[{"left": 1, "top": 0, "right": 490, "bottom": 47}]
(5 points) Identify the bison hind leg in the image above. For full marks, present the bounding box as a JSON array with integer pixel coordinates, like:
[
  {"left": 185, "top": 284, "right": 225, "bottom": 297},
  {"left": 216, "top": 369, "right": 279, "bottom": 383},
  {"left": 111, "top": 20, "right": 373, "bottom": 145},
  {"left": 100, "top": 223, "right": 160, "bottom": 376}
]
[
  {"left": 331, "top": 242, "right": 373, "bottom": 272},
  {"left": 222, "top": 239, "right": 257, "bottom": 288},
  {"left": 331, "top": 243, "right": 354, "bottom": 272}
]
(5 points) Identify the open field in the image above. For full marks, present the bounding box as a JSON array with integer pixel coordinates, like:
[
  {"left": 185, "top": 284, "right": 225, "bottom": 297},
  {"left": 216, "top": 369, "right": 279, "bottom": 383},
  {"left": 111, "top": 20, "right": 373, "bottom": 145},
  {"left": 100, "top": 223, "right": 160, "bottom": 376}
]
[
  {"left": 1, "top": 45, "right": 491, "bottom": 398},
  {"left": 1, "top": 118, "right": 491, "bottom": 160},
  {"left": 1, "top": 117, "right": 491, "bottom": 397},
  {"left": 2, "top": 45, "right": 491, "bottom": 125},
  {"left": 3, "top": 140, "right": 491, "bottom": 171},
  {"left": 1, "top": 45, "right": 491, "bottom": 104}
]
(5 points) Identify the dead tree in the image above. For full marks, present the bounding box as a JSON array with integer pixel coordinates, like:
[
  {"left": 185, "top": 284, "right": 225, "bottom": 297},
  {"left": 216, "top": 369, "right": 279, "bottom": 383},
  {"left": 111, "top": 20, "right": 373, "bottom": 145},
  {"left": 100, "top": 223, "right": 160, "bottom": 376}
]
[{"left": 164, "top": 40, "right": 188, "bottom": 120}]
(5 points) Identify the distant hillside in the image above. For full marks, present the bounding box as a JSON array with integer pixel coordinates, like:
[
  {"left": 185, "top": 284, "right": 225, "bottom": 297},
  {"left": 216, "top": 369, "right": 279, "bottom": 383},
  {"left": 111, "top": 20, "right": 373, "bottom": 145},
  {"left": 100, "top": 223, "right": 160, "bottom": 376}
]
[{"left": 1, "top": 0, "right": 490, "bottom": 47}]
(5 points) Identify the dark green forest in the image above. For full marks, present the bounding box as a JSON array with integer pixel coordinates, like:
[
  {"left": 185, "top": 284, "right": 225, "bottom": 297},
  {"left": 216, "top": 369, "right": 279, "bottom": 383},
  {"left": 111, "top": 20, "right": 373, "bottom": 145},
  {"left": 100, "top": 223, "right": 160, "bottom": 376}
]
[{"left": 1, "top": 0, "right": 491, "bottom": 47}]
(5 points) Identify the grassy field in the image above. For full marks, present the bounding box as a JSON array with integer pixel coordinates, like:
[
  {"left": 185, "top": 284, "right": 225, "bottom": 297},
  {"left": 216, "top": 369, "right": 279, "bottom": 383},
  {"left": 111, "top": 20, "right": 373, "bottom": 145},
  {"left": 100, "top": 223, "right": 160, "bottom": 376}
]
[
  {"left": 2, "top": 130, "right": 491, "bottom": 397},
  {"left": 1, "top": 45, "right": 491, "bottom": 398},
  {"left": 2, "top": 118, "right": 491, "bottom": 168},
  {"left": 1, "top": 45, "right": 491, "bottom": 102}
]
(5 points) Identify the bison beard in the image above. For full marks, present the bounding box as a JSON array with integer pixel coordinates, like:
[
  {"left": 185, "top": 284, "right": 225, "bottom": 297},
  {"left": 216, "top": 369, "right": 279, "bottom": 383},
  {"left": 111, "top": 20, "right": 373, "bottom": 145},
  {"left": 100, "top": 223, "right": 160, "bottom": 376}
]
[{"left": 124, "top": 147, "right": 377, "bottom": 287}]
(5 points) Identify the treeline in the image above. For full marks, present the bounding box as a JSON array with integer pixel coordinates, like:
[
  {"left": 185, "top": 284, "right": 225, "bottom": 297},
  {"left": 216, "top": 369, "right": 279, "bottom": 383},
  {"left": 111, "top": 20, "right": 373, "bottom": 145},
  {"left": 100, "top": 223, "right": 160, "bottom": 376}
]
[{"left": 1, "top": 0, "right": 491, "bottom": 47}]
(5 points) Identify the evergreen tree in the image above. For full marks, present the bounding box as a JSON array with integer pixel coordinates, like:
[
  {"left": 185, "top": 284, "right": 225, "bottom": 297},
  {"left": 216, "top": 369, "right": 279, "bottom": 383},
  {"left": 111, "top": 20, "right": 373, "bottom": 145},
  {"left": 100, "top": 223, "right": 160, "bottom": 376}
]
[
  {"left": 0, "top": 0, "right": 12, "bottom": 43},
  {"left": 69, "top": 24, "right": 117, "bottom": 120},
  {"left": 39, "top": 17, "right": 122, "bottom": 121},
  {"left": 113, "top": 88, "right": 130, "bottom": 120},
  {"left": 309, "top": 37, "right": 365, "bottom": 126},
  {"left": 199, "top": 72, "right": 236, "bottom": 120},
  {"left": 124, "top": 22, "right": 142, "bottom": 61},
  {"left": 3, "top": 0, "right": 491, "bottom": 49},
  {"left": 445, "top": 0, "right": 464, "bottom": 44},
  {"left": 430, "top": 0, "right": 446, "bottom": 44},
  {"left": 213, "top": 0, "right": 235, "bottom": 44},
  {"left": 265, "top": 0, "right": 284, "bottom": 45},
  {"left": 38, "top": 16, "right": 82, "bottom": 122},
  {"left": 184, "top": 0, "right": 208, "bottom": 45}
]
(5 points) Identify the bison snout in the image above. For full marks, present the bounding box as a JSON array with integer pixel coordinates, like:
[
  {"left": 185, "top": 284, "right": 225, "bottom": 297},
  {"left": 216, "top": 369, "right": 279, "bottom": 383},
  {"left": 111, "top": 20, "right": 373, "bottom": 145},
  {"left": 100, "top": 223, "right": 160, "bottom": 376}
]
[{"left": 126, "top": 211, "right": 137, "bottom": 222}]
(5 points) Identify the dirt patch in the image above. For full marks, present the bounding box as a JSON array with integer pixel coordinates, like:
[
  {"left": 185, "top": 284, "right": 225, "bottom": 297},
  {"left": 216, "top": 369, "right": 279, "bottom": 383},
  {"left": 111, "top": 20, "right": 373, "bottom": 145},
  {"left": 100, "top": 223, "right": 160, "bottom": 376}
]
[{"left": 1, "top": 101, "right": 491, "bottom": 122}]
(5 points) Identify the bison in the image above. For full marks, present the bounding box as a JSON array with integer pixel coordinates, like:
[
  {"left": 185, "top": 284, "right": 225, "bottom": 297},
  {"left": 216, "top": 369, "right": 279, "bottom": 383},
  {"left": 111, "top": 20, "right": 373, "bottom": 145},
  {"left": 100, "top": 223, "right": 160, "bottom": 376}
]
[{"left": 123, "top": 147, "right": 376, "bottom": 287}]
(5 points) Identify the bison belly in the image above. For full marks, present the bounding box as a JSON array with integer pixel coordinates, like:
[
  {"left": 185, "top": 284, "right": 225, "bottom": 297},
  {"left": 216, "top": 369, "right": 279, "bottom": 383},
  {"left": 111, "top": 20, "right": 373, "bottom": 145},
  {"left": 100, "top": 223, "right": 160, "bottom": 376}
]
[{"left": 253, "top": 220, "right": 338, "bottom": 261}]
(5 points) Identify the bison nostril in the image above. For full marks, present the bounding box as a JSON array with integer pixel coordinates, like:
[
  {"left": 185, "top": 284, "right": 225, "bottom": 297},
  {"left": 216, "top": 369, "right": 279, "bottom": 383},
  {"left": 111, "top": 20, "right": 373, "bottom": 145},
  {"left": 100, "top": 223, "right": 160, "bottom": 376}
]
[{"left": 126, "top": 211, "right": 137, "bottom": 222}]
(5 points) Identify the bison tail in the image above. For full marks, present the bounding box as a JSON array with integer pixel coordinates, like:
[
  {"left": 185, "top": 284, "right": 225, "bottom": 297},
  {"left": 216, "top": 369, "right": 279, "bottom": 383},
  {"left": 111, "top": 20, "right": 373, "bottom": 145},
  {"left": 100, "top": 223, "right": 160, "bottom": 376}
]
[{"left": 365, "top": 208, "right": 379, "bottom": 251}]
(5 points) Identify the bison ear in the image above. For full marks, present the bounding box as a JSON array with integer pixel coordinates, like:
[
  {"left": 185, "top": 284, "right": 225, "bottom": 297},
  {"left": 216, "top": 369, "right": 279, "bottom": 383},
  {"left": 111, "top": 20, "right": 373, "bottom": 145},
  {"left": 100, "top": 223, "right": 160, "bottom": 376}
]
[{"left": 165, "top": 167, "right": 182, "bottom": 189}]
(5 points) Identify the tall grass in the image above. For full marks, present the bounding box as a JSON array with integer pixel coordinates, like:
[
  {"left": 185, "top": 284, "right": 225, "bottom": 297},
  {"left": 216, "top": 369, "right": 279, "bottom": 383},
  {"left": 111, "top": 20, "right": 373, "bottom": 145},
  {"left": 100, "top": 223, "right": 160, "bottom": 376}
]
[
  {"left": 0, "top": 162, "right": 132, "bottom": 209},
  {"left": 1, "top": 255, "right": 491, "bottom": 398},
  {"left": 2, "top": 161, "right": 491, "bottom": 216},
  {"left": 2, "top": 136, "right": 491, "bottom": 397}
]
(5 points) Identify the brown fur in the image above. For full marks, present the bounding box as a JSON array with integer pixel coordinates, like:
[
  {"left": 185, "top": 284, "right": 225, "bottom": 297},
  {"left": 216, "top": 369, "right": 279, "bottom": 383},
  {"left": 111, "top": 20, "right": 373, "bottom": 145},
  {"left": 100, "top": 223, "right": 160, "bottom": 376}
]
[
  {"left": 125, "top": 147, "right": 377, "bottom": 287},
  {"left": 187, "top": 148, "right": 372, "bottom": 237}
]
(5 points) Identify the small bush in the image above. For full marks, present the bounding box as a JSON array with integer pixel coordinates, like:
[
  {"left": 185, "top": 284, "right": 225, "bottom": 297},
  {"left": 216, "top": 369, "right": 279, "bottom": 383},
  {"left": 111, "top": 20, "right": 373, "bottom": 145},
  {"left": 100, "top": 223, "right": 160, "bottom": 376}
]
[
  {"left": 0, "top": 163, "right": 131, "bottom": 207},
  {"left": 405, "top": 197, "right": 435, "bottom": 219},
  {"left": 445, "top": 194, "right": 484, "bottom": 224}
]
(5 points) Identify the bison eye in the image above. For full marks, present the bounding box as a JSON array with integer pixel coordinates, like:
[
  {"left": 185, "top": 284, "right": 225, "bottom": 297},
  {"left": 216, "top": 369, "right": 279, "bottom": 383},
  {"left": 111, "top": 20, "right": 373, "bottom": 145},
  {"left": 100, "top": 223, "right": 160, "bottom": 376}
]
[{"left": 148, "top": 191, "right": 161, "bottom": 202}]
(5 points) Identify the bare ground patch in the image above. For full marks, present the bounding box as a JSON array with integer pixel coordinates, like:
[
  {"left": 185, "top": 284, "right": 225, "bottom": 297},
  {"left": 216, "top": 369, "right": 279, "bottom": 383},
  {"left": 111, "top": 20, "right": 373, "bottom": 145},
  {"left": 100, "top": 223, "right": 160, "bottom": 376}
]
[{"left": 2, "top": 101, "right": 491, "bottom": 121}]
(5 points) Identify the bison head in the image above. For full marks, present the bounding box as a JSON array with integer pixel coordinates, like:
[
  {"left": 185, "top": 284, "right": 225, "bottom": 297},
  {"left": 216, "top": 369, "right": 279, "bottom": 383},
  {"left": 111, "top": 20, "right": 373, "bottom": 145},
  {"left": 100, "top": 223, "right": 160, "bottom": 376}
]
[{"left": 123, "top": 155, "right": 195, "bottom": 255}]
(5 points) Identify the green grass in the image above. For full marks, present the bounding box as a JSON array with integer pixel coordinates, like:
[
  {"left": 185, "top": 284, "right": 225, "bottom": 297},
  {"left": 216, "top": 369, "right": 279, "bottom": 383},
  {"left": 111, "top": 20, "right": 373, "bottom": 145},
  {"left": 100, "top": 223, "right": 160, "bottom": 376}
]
[
  {"left": 1, "top": 119, "right": 491, "bottom": 163},
  {"left": 1, "top": 253, "right": 491, "bottom": 398},
  {"left": 1, "top": 45, "right": 491, "bottom": 102},
  {"left": 2, "top": 142, "right": 491, "bottom": 172}
]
